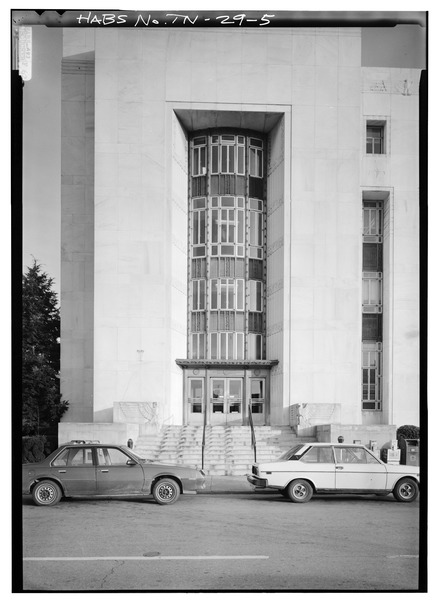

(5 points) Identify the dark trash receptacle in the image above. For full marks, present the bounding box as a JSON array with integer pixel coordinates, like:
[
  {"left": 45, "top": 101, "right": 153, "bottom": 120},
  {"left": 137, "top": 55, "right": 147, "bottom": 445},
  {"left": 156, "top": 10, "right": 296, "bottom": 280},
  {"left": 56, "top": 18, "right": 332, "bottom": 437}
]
[{"left": 399, "top": 439, "right": 420, "bottom": 466}]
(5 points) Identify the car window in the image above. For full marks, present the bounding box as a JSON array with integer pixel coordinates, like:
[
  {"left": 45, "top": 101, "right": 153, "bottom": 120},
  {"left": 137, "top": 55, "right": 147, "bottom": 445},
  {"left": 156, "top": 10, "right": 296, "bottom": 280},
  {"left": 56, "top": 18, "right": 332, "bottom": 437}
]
[
  {"left": 52, "top": 449, "right": 69, "bottom": 467},
  {"left": 334, "top": 447, "right": 378, "bottom": 464},
  {"left": 52, "top": 448, "right": 94, "bottom": 467},
  {"left": 97, "top": 447, "right": 132, "bottom": 466},
  {"left": 300, "top": 446, "right": 334, "bottom": 464},
  {"left": 277, "top": 445, "right": 305, "bottom": 461}
]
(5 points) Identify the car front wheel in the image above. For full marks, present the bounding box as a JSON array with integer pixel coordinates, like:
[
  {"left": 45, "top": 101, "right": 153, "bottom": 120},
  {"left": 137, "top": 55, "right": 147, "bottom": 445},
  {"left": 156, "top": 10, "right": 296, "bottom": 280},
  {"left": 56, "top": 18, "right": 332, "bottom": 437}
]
[
  {"left": 393, "top": 478, "right": 419, "bottom": 502},
  {"left": 32, "top": 480, "right": 62, "bottom": 506},
  {"left": 153, "top": 478, "right": 180, "bottom": 505},
  {"left": 287, "top": 479, "right": 313, "bottom": 503}
]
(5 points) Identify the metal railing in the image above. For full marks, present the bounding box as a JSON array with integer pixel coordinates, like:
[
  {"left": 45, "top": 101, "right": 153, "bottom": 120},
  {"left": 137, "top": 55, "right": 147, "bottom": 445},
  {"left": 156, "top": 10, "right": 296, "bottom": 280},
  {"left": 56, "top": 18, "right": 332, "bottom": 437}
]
[
  {"left": 248, "top": 402, "right": 257, "bottom": 463},
  {"left": 201, "top": 404, "right": 207, "bottom": 470}
]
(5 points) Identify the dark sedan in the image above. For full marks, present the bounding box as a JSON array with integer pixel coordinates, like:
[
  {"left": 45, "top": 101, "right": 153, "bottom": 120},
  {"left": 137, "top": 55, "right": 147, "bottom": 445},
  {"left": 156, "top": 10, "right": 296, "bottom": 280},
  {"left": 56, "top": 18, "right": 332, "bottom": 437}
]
[{"left": 22, "top": 440, "right": 206, "bottom": 506}]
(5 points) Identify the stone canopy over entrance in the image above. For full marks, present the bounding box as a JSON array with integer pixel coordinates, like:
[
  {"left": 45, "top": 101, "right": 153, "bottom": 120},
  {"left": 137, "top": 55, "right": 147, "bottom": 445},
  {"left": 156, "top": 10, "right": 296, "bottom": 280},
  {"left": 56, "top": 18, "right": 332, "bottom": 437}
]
[{"left": 176, "top": 359, "right": 278, "bottom": 426}]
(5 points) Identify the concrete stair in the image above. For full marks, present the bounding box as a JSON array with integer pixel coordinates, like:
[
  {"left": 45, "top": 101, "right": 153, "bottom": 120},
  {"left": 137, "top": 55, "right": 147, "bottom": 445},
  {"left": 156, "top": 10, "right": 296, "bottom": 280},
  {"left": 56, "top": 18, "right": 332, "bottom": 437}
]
[{"left": 134, "top": 425, "right": 316, "bottom": 476}]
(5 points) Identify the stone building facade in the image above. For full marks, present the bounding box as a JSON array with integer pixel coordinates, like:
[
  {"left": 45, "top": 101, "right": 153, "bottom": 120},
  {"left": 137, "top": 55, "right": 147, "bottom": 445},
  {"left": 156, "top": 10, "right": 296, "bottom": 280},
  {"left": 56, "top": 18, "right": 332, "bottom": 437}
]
[{"left": 59, "top": 26, "right": 421, "bottom": 444}]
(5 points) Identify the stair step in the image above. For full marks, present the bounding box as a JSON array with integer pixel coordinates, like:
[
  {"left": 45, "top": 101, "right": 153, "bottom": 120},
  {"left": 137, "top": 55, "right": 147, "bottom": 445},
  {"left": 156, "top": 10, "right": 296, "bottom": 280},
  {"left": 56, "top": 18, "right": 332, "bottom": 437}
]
[{"left": 133, "top": 425, "right": 316, "bottom": 476}]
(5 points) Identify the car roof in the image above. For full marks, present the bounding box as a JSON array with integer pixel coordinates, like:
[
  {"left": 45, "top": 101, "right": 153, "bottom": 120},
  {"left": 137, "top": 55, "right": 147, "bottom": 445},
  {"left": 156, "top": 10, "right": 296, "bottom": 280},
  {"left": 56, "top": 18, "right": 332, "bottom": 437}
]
[{"left": 59, "top": 441, "right": 128, "bottom": 448}]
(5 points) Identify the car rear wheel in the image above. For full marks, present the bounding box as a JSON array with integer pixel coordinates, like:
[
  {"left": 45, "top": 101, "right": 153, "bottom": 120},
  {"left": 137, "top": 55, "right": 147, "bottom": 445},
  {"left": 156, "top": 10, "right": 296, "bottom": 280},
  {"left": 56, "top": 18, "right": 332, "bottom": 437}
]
[
  {"left": 393, "top": 478, "right": 419, "bottom": 502},
  {"left": 32, "top": 480, "right": 62, "bottom": 506},
  {"left": 153, "top": 478, "right": 180, "bottom": 505},
  {"left": 287, "top": 479, "right": 313, "bottom": 503}
]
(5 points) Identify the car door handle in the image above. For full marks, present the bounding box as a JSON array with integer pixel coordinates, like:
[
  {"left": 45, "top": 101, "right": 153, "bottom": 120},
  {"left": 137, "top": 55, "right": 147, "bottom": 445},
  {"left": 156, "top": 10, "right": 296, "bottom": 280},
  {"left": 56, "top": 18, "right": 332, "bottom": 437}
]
[
  {"left": 58, "top": 470, "right": 66, "bottom": 473},
  {"left": 100, "top": 469, "right": 109, "bottom": 473},
  {"left": 336, "top": 466, "right": 344, "bottom": 470}
]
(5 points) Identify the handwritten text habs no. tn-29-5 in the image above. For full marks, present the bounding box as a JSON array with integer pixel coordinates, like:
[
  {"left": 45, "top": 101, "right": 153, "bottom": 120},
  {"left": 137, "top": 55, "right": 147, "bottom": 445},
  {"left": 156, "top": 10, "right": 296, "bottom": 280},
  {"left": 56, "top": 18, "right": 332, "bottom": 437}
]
[{"left": 75, "top": 12, "right": 276, "bottom": 27}]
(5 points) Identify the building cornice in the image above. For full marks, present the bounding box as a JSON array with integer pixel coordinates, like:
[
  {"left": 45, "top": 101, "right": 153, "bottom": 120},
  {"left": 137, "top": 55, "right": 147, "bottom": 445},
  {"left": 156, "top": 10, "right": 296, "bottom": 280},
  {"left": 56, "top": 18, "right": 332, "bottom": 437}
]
[{"left": 175, "top": 358, "right": 279, "bottom": 370}]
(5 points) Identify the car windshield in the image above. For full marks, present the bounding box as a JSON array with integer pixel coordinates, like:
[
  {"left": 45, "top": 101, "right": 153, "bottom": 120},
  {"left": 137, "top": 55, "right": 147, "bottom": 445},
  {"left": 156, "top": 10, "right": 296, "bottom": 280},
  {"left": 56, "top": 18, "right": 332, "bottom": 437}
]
[
  {"left": 276, "top": 445, "right": 306, "bottom": 461},
  {"left": 125, "top": 448, "right": 150, "bottom": 462}
]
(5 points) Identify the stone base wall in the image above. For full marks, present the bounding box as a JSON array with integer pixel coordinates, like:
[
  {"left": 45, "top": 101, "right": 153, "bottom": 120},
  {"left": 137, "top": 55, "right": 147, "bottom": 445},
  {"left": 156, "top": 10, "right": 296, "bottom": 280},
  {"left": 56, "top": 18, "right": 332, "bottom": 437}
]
[
  {"left": 316, "top": 423, "right": 397, "bottom": 449},
  {"left": 59, "top": 422, "right": 140, "bottom": 446},
  {"left": 289, "top": 403, "right": 341, "bottom": 436}
]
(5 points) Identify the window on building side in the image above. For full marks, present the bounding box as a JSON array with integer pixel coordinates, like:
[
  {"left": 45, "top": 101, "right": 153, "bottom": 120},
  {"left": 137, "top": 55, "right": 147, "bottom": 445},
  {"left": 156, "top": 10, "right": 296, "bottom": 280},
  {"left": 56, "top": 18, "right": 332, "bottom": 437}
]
[
  {"left": 249, "top": 139, "right": 263, "bottom": 177},
  {"left": 192, "top": 279, "right": 206, "bottom": 311},
  {"left": 248, "top": 333, "right": 263, "bottom": 360},
  {"left": 362, "top": 344, "right": 382, "bottom": 410},
  {"left": 192, "top": 137, "right": 207, "bottom": 176},
  {"left": 366, "top": 123, "right": 385, "bottom": 155},
  {"left": 362, "top": 198, "right": 383, "bottom": 411},
  {"left": 210, "top": 278, "right": 244, "bottom": 311},
  {"left": 249, "top": 280, "right": 263, "bottom": 312},
  {"left": 191, "top": 333, "right": 206, "bottom": 359}
]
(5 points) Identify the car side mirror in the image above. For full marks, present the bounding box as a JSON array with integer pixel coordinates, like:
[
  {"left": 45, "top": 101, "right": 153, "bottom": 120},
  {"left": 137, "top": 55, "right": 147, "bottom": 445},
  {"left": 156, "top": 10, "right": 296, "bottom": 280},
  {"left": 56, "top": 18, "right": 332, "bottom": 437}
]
[{"left": 126, "top": 459, "right": 137, "bottom": 466}]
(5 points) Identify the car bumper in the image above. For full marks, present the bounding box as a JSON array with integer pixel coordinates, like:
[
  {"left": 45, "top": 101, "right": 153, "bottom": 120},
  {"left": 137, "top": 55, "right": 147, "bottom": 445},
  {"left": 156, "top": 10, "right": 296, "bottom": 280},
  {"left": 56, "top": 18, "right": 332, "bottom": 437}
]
[{"left": 247, "top": 475, "right": 268, "bottom": 488}]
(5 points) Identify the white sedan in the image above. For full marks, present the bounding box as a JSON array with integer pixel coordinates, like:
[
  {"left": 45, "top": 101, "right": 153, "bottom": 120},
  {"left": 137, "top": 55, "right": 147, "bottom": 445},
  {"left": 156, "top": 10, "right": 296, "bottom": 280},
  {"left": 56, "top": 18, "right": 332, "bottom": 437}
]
[{"left": 247, "top": 443, "right": 420, "bottom": 503}]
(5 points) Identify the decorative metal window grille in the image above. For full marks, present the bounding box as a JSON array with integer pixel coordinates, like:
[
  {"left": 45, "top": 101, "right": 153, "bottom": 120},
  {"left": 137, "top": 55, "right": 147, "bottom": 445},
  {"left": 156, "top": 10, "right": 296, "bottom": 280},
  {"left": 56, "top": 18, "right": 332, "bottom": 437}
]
[
  {"left": 248, "top": 312, "right": 263, "bottom": 333},
  {"left": 191, "top": 312, "right": 206, "bottom": 332},
  {"left": 191, "top": 258, "right": 206, "bottom": 279},
  {"left": 249, "top": 259, "right": 263, "bottom": 280},
  {"left": 362, "top": 314, "right": 382, "bottom": 342},
  {"left": 363, "top": 243, "right": 383, "bottom": 271}
]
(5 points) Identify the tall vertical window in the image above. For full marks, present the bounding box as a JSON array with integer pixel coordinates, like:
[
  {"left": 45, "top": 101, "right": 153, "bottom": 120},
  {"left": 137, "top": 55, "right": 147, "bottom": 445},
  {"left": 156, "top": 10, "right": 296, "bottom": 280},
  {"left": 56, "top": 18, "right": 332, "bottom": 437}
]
[
  {"left": 192, "top": 197, "right": 206, "bottom": 257},
  {"left": 192, "top": 137, "right": 207, "bottom": 175},
  {"left": 210, "top": 196, "right": 245, "bottom": 258},
  {"left": 249, "top": 280, "right": 263, "bottom": 312},
  {"left": 192, "top": 279, "right": 206, "bottom": 311},
  {"left": 362, "top": 199, "right": 383, "bottom": 410},
  {"left": 189, "top": 131, "right": 266, "bottom": 361},
  {"left": 249, "top": 139, "right": 263, "bottom": 177},
  {"left": 366, "top": 122, "right": 385, "bottom": 155}
]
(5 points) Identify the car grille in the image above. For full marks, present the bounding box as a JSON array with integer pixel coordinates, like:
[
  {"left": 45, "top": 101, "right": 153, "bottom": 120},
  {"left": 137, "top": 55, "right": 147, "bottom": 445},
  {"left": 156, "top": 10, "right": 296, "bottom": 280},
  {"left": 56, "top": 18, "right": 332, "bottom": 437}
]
[{"left": 252, "top": 465, "right": 258, "bottom": 475}]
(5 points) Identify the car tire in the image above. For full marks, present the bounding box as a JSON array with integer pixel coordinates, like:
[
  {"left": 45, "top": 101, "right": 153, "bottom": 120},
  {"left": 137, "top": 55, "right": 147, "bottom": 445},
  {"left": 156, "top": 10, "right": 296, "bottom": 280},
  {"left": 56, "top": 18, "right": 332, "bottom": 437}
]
[
  {"left": 287, "top": 479, "right": 313, "bottom": 503},
  {"left": 153, "top": 478, "right": 180, "bottom": 505},
  {"left": 32, "top": 480, "right": 62, "bottom": 506},
  {"left": 393, "top": 478, "right": 419, "bottom": 502}
]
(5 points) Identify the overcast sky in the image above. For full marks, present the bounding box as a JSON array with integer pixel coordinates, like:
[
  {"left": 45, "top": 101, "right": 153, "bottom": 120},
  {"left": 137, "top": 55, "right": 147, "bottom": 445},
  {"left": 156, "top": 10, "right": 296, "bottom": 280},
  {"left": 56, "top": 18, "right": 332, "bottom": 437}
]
[{"left": 20, "top": 14, "right": 427, "bottom": 294}]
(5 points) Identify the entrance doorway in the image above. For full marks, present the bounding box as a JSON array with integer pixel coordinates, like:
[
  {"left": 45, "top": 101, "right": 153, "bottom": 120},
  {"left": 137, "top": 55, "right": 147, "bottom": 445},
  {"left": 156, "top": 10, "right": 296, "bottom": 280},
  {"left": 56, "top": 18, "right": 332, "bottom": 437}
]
[
  {"left": 210, "top": 378, "right": 243, "bottom": 425},
  {"left": 181, "top": 366, "right": 274, "bottom": 426}
]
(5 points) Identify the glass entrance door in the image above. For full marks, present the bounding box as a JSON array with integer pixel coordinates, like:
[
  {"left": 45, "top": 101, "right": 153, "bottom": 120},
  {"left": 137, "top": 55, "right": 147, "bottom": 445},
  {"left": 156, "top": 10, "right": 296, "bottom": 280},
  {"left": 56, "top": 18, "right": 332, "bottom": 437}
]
[
  {"left": 250, "top": 379, "right": 266, "bottom": 425},
  {"left": 188, "top": 378, "right": 205, "bottom": 425},
  {"left": 210, "top": 378, "right": 243, "bottom": 425}
]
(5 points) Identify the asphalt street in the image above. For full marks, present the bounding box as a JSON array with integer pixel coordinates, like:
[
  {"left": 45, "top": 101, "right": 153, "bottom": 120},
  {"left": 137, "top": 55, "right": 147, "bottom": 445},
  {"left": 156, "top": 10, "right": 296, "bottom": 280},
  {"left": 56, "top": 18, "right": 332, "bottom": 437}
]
[{"left": 20, "top": 491, "right": 422, "bottom": 592}]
